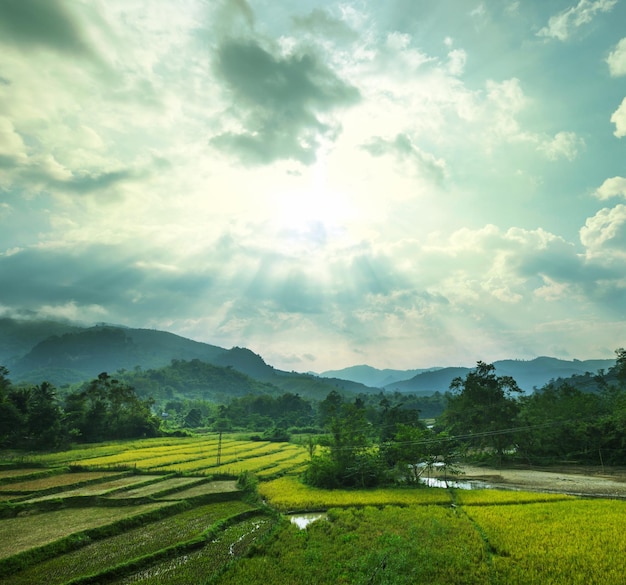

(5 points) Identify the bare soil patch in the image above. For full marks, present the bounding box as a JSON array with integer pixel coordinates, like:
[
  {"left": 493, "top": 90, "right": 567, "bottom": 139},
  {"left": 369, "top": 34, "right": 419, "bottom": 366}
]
[{"left": 458, "top": 464, "right": 626, "bottom": 498}]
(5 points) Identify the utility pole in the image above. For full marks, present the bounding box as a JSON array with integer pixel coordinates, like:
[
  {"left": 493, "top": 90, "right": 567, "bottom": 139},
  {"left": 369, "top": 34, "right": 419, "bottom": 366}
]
[{"left": 216, "top": 431, "right": 222, "bottom": 466}]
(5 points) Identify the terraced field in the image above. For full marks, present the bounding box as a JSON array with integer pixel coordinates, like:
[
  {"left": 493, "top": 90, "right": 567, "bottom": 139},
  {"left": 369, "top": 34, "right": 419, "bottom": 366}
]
[
  {"left": 3, "top": 436, "right": 626, "bottom": 584},
  {"left": 0, "top": 435, "right": 296, "bottom": 583},
  {"left": 23, "top": 435, "right": 309, "bottom": 479}
]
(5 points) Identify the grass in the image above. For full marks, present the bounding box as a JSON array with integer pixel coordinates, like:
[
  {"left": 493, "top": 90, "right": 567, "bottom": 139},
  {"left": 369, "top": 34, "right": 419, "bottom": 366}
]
[
  {"left": 1, "top": 501, "right": 257, "bottom": 585},
  {"left": 0, "top": 471, "right": 125, "bottom": 494},
  {"left": 258, "top": 475, "right": 453, "bottom": 512},
  {"left": 214, "top": 506, "right": 490, "bottom": 585},
  {"left": 0, "top": 502, "right": 172, "bottom": 560},
  {"left": 5, "top": 437, "right": 626, "bottom": 584},
  {"left": 109, "top": 516, "right": 276, "bottom": 585}
]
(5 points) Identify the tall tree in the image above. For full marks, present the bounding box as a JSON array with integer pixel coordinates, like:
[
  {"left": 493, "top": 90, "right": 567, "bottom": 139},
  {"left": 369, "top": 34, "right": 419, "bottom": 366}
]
[
  {"left": 0, "top": 367, "right": 23, "bottom": 447},
  {"left": 443, "top": 361, "right": 522, "bottom": 462},
  {"left": 64, "top": 372, "right": 160, "bottom": 442},
  {"left": 305, "top": 393, "right": 383, "bottom": 488},
  {"left": 26, "top": 382, "right": 65, "bottom": 449}
]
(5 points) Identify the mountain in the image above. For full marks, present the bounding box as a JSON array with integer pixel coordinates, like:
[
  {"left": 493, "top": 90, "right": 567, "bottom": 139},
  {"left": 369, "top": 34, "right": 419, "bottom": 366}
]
[
  {"left": 385, "top": 367, "right": 472, "bottom": 395},
  {"left": 0, "top": 317, "right": 83, "bottom": 366},
  {"left": 385, "top": 357, "right": 616, "bottom": 395},
  {"left": 489, "top": 357, "right": 615, "bottom": 392},
  {"left": 0, "top": 317, "right": 617, "bottom": 399},
  {"left": 319, "top": 364, "right": 441, "bottom": 388},
  {"left": 8, "top": 324, "right": 226, "bottom": 385},
  {"left": 0, "top": 318, "right": 375, "bottom": 400}
]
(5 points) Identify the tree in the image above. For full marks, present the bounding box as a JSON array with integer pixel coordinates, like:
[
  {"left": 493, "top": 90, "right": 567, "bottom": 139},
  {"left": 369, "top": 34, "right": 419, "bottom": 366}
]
[
  {"left": 26, "top": 382, "right": 66, "bottom": 450},
  {"left": 516, "top": 382, "right": 604, "bottom": 464},
  {"left": 305, "top": 393, "right": 384, "bottom": 488},
  {"left": 0, "top": 367, "right": 23, "bottom": 447},
  {"left": 64, "top": 372, "right": 160, "bottom": 442},
  {"left": 443, "top": 361, "right": 522, "bottom": 462},
  {"left": 611, "top": 348, "right": 626, "bottom": 387}
]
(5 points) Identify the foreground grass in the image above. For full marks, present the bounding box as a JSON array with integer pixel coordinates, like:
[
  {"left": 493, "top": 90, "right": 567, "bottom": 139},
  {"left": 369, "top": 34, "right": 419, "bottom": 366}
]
[
  {"left": 467, "top": 499, "right": 626, "bottom": 585},
  {"left": 1, "top": 501, "right": 256, "bottom": 585},
  {"left": 214, "top": 506, "right": 490, "bottom": 585},
  {"left": 0, "top": 502, "right": 172, "bottom": 560},
  {"left": 5, "top": 440, "right": 626, "bottom": 584}
]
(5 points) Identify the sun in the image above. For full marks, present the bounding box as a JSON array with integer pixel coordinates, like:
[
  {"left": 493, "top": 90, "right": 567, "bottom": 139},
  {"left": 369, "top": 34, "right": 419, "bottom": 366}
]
[{"left": 276, "top": 161, "right": 356, "bottom": 239}]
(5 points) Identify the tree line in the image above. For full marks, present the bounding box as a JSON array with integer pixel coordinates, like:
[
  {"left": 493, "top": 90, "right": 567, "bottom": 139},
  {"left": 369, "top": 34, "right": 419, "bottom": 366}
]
[
  {"left": 304, "top": 349, "right": 626, "bottom": 488},
  {"left": 1, "top": 348, "right": 625, "bottom": 488},
  {"left": 0, "top": 369, "right": 160, "bottom": 450}
]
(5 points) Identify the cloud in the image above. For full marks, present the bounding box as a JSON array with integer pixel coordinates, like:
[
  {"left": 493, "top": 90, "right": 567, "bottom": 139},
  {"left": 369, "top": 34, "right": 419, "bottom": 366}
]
[
  {"left": 537, "top": 0, "right": 617, "bottom": 41},
  {"left": 607, "top": 38, "right": 626, "bottom": 77},
  {"left": 0, "top": 117, "right": 28, "bottom": 171},
  {"left": 611, "top": 97, "right": 626, "bottom": 137},
  {"left": 362, "top": 134, "right": 446, "bottom": 184},
  {"left": 537, "top": 131, "right": 585, "bottom": 161},
  {"left": 292, "top": 8, "right": 359, "bottom": 42},
  {"left": 594, "top": 176, "right": 626, "bottom": 200},
  {"left": 0, "top": 0, "right": 95, "bottom": 58},
  {"left": 580, "top": 204, "right": 626, "bottom": 260},
  {"left": 211, "top": 38, "right": 360, "bottom": 165},
  {"left": 447, "top": 49, "right": 467, "bottom": 76}
]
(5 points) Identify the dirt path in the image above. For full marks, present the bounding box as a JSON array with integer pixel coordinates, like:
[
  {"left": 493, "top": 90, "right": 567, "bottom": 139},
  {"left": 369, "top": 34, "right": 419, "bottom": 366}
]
[{"left": 457, "top": 464, "right": 626, "bottom": 498}]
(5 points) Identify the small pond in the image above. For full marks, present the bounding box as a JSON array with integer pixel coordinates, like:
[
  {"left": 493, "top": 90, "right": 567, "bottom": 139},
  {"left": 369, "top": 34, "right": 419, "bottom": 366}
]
[{"left": 288, "top": 513, "right": 328, "bottom": 529}]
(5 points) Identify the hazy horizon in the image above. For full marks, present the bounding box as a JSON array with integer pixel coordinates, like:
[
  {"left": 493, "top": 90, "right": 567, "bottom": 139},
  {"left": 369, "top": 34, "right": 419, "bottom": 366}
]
[{"left": 1, "top": 1, "right": 625, "bottom": 371}]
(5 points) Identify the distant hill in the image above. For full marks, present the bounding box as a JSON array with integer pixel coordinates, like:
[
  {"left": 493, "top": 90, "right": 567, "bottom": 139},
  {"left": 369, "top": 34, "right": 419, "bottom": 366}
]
[
  {"left": 0, "top": 317, "right": 83, "bottom": 366},
  {"left": 319, "top": 364, "right": 441, "bottom": 388},
  {"left": 8, "top": 324, "right": 226, "bottom": 385},
  {"left": 0, "top": 318, "right": 375, "bottom": 400},
  {"left": 385, "top": 357, "right": 616, "bottom": 395},
  {"left": 118, "top": 358, "right": 281, "bottom": 403},
  {"left": 0, "top": 317, "right": 617, "bottom": 399}
]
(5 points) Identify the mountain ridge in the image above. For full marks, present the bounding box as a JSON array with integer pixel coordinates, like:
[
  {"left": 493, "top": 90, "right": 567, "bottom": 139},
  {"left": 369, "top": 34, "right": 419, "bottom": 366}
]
[
  {"left": 0, "top": 317, "right": 617, "bottom": 395},
  {"left": 324, "top": 356, "right": 616, "bottom": 394}
]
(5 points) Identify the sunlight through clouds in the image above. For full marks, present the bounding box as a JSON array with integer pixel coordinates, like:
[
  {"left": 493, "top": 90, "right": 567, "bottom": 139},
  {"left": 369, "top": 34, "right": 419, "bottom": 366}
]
[{"left": 0, "top": 0, "right": 624, "bottom": 370}]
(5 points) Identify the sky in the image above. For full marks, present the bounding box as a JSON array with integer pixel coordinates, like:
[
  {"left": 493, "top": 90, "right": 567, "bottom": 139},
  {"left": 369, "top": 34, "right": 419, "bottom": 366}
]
[{"left": 0, "top": 0, "right": 625, "bottom": 372}]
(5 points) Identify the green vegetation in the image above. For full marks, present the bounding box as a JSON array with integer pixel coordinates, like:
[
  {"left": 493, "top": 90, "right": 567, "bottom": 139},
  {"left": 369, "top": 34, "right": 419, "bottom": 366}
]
[
  {"left": 0, "top": 368, "right": 160, "bottom": 449},
  {"left": 3, "top": 335, "right": 626, "bottom": 582},
  {"left": 1, "top": 435, "right": 626, "bottom": 584},
  {"left": 1, "top": 501, "right": 256, "bottom": 585}
]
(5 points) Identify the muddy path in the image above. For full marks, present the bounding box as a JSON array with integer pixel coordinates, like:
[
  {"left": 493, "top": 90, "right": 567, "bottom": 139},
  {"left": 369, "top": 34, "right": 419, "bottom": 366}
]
[{"left": 456, "top": 464, "right": 626, "bottom": 498}]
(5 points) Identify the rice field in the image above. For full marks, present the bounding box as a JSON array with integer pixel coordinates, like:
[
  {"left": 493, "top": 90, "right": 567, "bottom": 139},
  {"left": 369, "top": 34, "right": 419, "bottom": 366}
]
[
  {"left": 4, "top": 436, "right": 626, "bottom": 584},
  {"left": 0, "top": 501, "right": 258, "bottom": 585},
  {"left": 258, "top": 475, "right": 454, "bottom": 512},
  {"left": 0, "top": 502, "right": 173, "bottom": 560},
  {"left": 0, "top": 471, "right": 125, "bottom": 494},
  {"left": 466, "top": 499, "right": 626, "bottom": 585},
  {"left": 22, "top": 435, "right": 310, "bottom": 478}
]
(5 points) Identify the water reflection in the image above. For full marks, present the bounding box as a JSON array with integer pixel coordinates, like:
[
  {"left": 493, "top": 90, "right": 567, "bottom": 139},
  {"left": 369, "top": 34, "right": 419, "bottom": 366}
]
[
  {"left": 289, "top": 513, "right": 327, "bottom": 529},
  {"left": 419, "top": 477, "right": 491, "bottom": 490}
]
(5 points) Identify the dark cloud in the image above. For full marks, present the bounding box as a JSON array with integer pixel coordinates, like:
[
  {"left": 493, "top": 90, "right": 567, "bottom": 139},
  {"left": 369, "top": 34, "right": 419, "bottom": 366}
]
[
  {"left": 0, "top": 0, "right": 93, "bottom": 57},
  {"left": 8, "top": 155, "right": 151, "bottom": 199},
  {"left": 362, "top": 134, "right": 446, "bottom": 184},
  {"left": 0, "top": 245, "right": 214, "bottom": 321},
  {"left": 211, "top": 38, "right": 360, "bottom": 164},
  {"left": 57, "top": 169, "right": 143, "bottom": 195}
]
